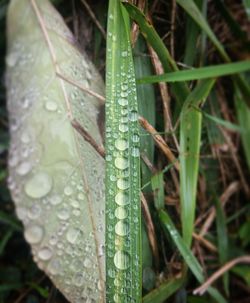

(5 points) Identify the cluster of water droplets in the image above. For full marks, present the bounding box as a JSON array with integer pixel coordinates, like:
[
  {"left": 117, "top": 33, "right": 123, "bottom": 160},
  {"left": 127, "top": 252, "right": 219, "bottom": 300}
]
[
  {"left": 6, "top": 0, "right": 105, "bottom": 302},
  {"left": 106, "top": 12, "right": 141, "bottom": 302}
]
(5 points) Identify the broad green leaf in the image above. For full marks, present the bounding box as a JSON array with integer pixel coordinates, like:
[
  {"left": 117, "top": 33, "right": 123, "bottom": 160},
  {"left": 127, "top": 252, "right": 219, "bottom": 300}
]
[
  {"left": 180, "top": 79, "right": 215, "bottom": 247},
  {"left": 6, "top": 0, "right": 105, "bottom": 302},
  {"left": 105, "top": 1, "right": 141, "bottom": 302}
]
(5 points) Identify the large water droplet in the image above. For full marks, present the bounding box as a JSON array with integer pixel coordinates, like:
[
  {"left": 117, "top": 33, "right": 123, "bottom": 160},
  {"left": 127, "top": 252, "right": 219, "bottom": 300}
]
[
  {"left": 115, "top": 192, "right": 129, "bottom": 206},
  {"left": 64, "top": 186, "right": 73, "bottom": 196},
  {"left": 115, "top": 207, "right": 127, "bottom": 220},
  {"left": 16, "top": 162, "right": 31, "bottom": 176},
  {"left": 114, "top": 157, "right": 128, "bottom": 170},
  {"left": 24, "top": 225, "right": 44, "bottom": 244},
  {"left": 117, "top": 178, "right": 129, "bottom": 190},
  {"left": 57, "top": 207, "right": 70, "bottom": 220},
  {"left": 48, "top": 258, "right": 61, "bottom": 275},
  {"left": 38, "top": 247, "right": 53, "bottom": 260},
  {"left": 118, "top": 98, "right": 128, "bottom": 107},
  {"left": 66, "top": 228, "right": 82, "bottom": 244},
  {"left": 115, "top": 139, "right": 128, "bottom": 151},
  {"left": 24, "top": 172, "right": 53, "bottom": 198},
  {"left": 131, "top": 147, "right": 140, "bottom": 157},
  {"left": 119, "top": 124, "right": 128, "bottom": 133},
  {"left": 49, "top": 194, "right": 63, "bottom": 205},
  {"left": 45, "top": 100, "right": 58, "bottom": 112},
  {"left": 114, "top": 250, "right": 130, "bottom": 270},
  {"left": 129, "top": 110, "right": 138, "bottom": 122},
  {"left": 115, "top": 220, "right": 129, "bottom": 236}
]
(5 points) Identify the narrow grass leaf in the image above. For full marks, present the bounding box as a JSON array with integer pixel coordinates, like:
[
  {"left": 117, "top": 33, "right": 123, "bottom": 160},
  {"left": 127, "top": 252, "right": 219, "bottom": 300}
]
[
  {"left": 243, "top": 0, "right": 250, "bottom": 19},
  {"left": 137, "top": 60, "right": 250, "bottom": 84},
  {"left": 0, "top": 229, "right": 13, "bottom": 256},
  {"left": 142, "top": 277, "right": 184, "bottom": 303},
  {"left": 176, "top": 0, "right": 250, "bottom": 104},
  {"left": 123, "top": 2, "right": 189, "bottom": 104},
  {"left": 235, "top": 87, "right": 250, "bottom": 169},
  {"left": 159, "top": 209, "right": 227, "bottom": 303},
  {"left": 134, "top": 35, "right": 155, "bottom": 189},
  {"left": 151, "top": 172, "right": 165, "bottom": 211},
  {"left": 180, "top": 79, "right": 215, "bottom": 247},
  {"left": 105, "top": 1, "right": 141, "bottom": 301}
]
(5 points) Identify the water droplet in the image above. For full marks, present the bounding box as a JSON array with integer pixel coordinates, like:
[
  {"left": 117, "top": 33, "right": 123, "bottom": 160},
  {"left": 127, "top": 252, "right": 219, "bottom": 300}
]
[
  {"left": 114, "top": 250, "right": 130, "bottom": 270},
  {"left": 57, "top": 207, "right": 70, "bottom": 220},
  {"left": 16, "top": 162, "right": 31, "bottom": 175},
  {"left": 6, "top": 52, "right": 18, "bottom": 67},
  {"left": 114, "top": 157, "right": 128, "bottom": 170},
  {"left": 115, "top": 192, "right": 129, "bottom": 206},
  {"left": 45, "top": 101, "right": 58, "bottom": 112},
  {"left": 121, "top": 51, "right": 128, "bottom": 57},
  {"left": 117, "top": 178, "right": 129, "bottom": 190},
  {"left": 129, "top": 110, "right": 138, "bottom": 122},
  {"left": 108, "top": 269, "right": 116, "bottom": 278},
  {"left": 64, "top": 186, "right": 73, "bottom": 196},
  {"left": 21, "top": 132, "right": 31, "bottom": 143},
  {"left": 24, "top": 225, "right": 44, "bottom": 244},
  {"left": 48, "top": 258, "right": 61, "bottom": 275},
  {"left": 24, "top": 172, "right": 53, "bottom": 198},
  {"left": 115, "top": 139, "right": 128, "bottom": 151},
  {"left": 119, "top": 124, "right": 129, "bottom": 133},
  {"left": 118, "top": 98, "right": 128, "bottom": 107},
  {"left": 73, "top": 273, "right": 84, "bottom": 287},
  {"left": 38, "top": 247, "right": 53, "bottom": 260},
  {"left": 66, "top": 228, "right": 82, "bottom": 244},
  {"left": 28, "top": 204, "right": 41, "bottom": 219},
  {"left": 115, "top": 220, "right": 129, "bottom": 236},
  {"left": 83, "top": 258, "right": 92, "bottom": 268},
  {"left": 121, "top": 91, "right": 128, "bottom": 98},
  {"left": 131, "top": 147, "right": 140, "bottom": 157},
  {"left": 49, "top": 194, "right": 63, "bottom": 205},
  {"left": 115, "top": 207, "right": 127, "bottom": 219},
  {"left": 132, "top": 134, "right": 140, "bottom": 143}
]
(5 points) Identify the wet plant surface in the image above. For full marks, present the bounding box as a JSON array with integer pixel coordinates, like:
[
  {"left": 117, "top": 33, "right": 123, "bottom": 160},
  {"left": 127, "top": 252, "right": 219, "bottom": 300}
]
[{"left": 1, "top": 1, "right": 250, "bottom": 303}]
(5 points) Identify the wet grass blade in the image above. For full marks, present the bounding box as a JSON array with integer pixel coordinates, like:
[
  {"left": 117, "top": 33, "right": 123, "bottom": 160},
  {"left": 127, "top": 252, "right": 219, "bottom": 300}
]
[
  {"left": 159, "top": 209, "right": 227, "bottom": 303},
  {"left": 105, "top": 1, "right": 141, "bottom": 302},
  {"left": 138, "top": 60, "right": 250, "bottom": 84},
  {"left": 180, "top": 79, "right": 215, "bottom": 247}
]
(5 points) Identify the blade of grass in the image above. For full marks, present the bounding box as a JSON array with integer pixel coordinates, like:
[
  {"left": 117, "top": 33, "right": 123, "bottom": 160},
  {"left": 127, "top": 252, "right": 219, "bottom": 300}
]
[
  {"left": 123, "top": 2, "right": 189, "bottom": 104},
  {"left": 105, "top": 1, "right": 141, "bottom": 302},
  {"left": 151, "top": 172, "right": 164, "bottom": 210},
  {"left": 134, "top": 35, "right": 155, "bottom": 189},
  {"left": 142, "top": 277, "right": 185, "bottom": 303},
  {"left": 137, "top": 60, "right": 250, "bottom": 84},
  {"left": 243, "top": 0, "right": 250, "bottom": 19},
  {"left": 176, "top": 0, "right": 250, "bottom": 105},
  {"left": 235, "top": 87, "right": 250, "bottom": 169},
  {"left": 159, "top": 209, "right": 227, "bottom": 303},
  {"left": 180, "top": 79, "right": 215, "bottom": 247}
]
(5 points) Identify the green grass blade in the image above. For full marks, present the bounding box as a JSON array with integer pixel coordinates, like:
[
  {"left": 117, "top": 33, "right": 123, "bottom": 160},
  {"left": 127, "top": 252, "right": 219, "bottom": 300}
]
[
  {"left": 123, "top": 2, "right": 189, "bottom": 104},
  {"left": 180, "top": 79, "right": 215, "bottom": 247},
  {"left": 142, "top": 277, "right": 184, "bottom": 303},
  {"left": 183, "top": 0, "right": 203, "bottom": 66},
  {"left": 151, "top": 172, "right": 164, "bottom": 210},
  {"left": 176, "top": 0, "right": 250, "bottom": 104},
  {"left": 235, "top": 87, "right": 250, "bottom": 169},
  {"left": 105, "top": 1, "right": 141, "bottom": 302},
  {"left": 134, "top": 35, "right": 155, "bottom": 189},
  {"left": 176, "top": 0, "right": 229, "bottom": 61},
  {"left": 137, "top": 60, "right": 250, "bottom": 84},
  {"left": 159, "top": 209, "right": 227, "bottom": 303}
]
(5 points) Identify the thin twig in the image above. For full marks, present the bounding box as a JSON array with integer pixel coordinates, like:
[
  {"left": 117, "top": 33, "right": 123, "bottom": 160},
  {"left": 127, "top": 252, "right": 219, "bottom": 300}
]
[
  {"left": 198, "top": 181, "right": 240, "bottom": 237},
  {"left": 71, "top": 119, "right": 105, "bottom": 158},
  {"left": 193, "top": 256, "right": 250, "bottom": 295},
  {"left": 56, "top": 71, "right": 105, "bottom": 104},
  {"left": 139, "top": 116, "right": 180, "bottom": 170},
  {"left": 141, "top": 193, "right": 160, "bottom": 269},
  {"left": 80, "top": 0, "right": 106, "bottom": 39}
]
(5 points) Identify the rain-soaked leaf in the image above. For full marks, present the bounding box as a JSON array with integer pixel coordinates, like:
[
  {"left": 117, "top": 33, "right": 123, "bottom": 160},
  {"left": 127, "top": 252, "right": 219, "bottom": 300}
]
[{"left": 6, "top": 0, "right": 105, "bottom": 302}]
